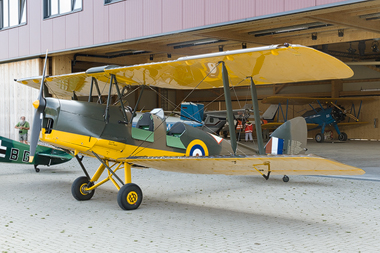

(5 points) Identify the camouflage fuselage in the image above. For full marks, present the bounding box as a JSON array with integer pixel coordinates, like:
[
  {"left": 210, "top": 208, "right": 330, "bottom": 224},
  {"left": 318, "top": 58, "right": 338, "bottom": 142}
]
[{"left": 41, "top": 98, "right": 249, "bottom": 161}]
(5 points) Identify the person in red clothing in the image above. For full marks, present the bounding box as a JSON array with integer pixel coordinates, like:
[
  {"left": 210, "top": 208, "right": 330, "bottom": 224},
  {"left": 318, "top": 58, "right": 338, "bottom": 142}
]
[{"left": 244, "top": 120, "right": 253, "bottom": 142}]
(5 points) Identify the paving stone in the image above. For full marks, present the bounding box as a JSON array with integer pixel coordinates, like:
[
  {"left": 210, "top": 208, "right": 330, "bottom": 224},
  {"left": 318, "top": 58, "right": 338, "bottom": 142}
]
[{"left": 0, "top": 140, "right": 379, "bottom": 252}]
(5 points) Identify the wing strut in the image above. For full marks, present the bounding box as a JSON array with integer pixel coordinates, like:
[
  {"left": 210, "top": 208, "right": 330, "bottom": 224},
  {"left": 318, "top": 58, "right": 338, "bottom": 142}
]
[
  {"left": 220, "top": 61, "right": 237, "bottom": 155},
  {"left": 249, "top": 77, "right": 265, "bottom": 155},
  {"left": 88, "top": 77, "right": 102, "bottom": 104},
  {"left": 104, "top": 74, "right": 128, "bottom": 124},
  {"left": 112, "top": 75, "right": 128, "bottom": 122},
  {"left": 130, "top": 85, "right": 145, "bottom": 124}
]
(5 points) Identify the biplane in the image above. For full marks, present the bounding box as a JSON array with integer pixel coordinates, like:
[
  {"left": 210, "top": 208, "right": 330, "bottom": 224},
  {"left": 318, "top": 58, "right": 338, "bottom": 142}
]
[
  {"left": 0, "top": 136, "right": 72, "bottom": 172},
  {"left": 261, "top": 96, "right": 372, "bottom": 142},
  {"left": 16, "top": 44, "right": 364, "bottom": 210}
]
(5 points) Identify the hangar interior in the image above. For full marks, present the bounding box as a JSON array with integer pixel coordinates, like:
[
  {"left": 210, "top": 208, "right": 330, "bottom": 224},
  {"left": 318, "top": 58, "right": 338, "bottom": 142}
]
[{"left": 1, "top": 0, "right": 380, "bottom": 140}]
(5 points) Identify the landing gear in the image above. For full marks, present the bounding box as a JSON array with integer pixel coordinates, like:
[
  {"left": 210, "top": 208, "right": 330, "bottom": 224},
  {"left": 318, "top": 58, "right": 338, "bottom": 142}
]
[
  {"left": 282, "top": 175, "right": 289, "bottom": 182},
  {"left": 315, "top": 133, "right": 324, "bottom": 143},
  {"left": 338, "top": 132, "right": 348, "bottom": 141},
  {"left": 117, "top": 183, "right": 143, "bottom": 210},
  {"left": 71, "top": 176, "right": 95, "bottom": 201},
  {"left": 34, "top": 164, "right": 40, "bottom": 173},
  {"left": 73, "top": 155, "right": 142, "bottom": 210}
]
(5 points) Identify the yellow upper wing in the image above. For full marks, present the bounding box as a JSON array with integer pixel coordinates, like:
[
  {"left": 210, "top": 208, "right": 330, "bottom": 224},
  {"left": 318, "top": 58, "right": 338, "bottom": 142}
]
[
  {"left": 16, "top": 44, "right": 353, "bottom": 97},
  {"left": 262, "top": 96, "right": 374, "bottom": 105}
]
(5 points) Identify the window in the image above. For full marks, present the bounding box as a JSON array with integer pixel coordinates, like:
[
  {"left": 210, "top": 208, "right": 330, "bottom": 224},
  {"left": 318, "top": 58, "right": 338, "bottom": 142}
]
[
  {"left": 43, "top": 0, "right": 82, "bottom": 19},
  {"left": 105, "top": 0, "right": 125, "bottom": 4},
  {"left": 0, "top": 0, "right": 26, "bottom": 29}
]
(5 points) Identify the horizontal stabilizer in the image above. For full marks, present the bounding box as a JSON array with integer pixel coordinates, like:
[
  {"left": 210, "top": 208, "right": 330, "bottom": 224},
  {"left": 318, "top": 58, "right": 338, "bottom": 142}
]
[{"left": 37, "top": 152, "right": 73, "bottom": 159}]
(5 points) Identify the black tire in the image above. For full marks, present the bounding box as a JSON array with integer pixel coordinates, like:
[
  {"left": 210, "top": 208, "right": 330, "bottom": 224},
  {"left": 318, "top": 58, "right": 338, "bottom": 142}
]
[
  {"left": 283, "top": 175, "right": 289, "bottom": 182},
  {"left": 71, "top": 176, "right": 95, "bottom": 201},
  {"left": 34, "top": 164, "right": 40, "bottom": 173},
  {"left": 117, "top": 183, "right": 143, "bottom": 210},
  {"left": 315, "top": 133, "right": 324, "bottom": 143},
  {"left": 338, "top": 132, "right": 348, "bottom": 141}
]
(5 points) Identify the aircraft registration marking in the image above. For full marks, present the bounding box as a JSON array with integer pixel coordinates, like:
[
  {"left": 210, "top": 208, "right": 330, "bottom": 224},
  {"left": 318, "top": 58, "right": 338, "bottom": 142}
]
[{"left": 9, "top": 148, "right": 30, "bottom": 163}]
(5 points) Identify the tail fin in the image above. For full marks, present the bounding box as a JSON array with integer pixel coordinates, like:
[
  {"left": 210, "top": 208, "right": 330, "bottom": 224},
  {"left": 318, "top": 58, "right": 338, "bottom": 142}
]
[{"left": 265, "top": 117, "right": 307, "bottom": 155}]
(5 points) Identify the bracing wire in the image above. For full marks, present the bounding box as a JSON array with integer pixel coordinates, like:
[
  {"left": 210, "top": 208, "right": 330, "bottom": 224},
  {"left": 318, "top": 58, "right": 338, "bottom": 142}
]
[{"left": 127, "top": 62, "right": 222, "bottom": 158}]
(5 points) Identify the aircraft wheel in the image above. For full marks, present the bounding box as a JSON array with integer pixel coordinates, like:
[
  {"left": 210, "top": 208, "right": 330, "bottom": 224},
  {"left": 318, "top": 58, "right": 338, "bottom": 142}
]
[
  {"left": 315, "top": 133, "right": 324, "bottom": 143},
  {"left": 283, "top": 175, "right": 289, "bottom": 182},
  {"left": 117, "top": 183, "right": 143, "bottom": 210},
  {"left": 338, "top": 132, "right": 348, "bottom": 141},
  {"left": 34, "top": 165, "right": 40, "bottom": 173},
  {"left": 71, "top": 176, "right": 95, "bottom": 201}
]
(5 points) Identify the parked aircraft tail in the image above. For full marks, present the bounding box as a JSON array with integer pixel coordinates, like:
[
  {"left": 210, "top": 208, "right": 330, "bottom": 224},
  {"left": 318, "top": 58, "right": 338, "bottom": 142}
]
[{"left": 265, "top": 117, "right": 307, "bottom": 155}]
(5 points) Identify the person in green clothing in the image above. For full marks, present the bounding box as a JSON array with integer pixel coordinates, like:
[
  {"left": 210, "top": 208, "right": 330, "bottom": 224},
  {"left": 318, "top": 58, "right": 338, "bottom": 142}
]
[{"left": 15, "top": 116, "right": 30, "bottom": 144}]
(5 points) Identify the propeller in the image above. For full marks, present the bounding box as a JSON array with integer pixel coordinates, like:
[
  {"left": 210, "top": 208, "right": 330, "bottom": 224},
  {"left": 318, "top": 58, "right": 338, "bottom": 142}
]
[
  {"left": 330, "top": 102, "right": 359, "bottom": 122},
  {"left": 29, "top": 50, "right": 48, "bottom": 163}
]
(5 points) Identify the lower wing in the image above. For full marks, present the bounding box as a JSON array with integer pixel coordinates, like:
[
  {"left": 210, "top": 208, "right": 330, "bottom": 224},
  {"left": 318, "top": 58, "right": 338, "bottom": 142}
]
[
  {"left": 128, "top": 155, "right": 364, "bottom": 176},
  {"left": 337, "top": 122, "right": 369, "bottom": 127}
]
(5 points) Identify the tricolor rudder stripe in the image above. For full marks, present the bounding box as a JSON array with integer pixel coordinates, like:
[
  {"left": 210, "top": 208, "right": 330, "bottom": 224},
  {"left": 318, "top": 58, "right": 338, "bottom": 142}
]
[
  {"left": 265, "top": 137, "right": 284, "bottom": 155},
  {"left": 186, "top": 139, "right": 209, "bottom": 157}
]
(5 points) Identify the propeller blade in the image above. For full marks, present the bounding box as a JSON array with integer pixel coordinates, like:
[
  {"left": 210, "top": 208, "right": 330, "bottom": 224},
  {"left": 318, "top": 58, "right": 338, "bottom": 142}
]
[
  {"left": 330, "top": 102, "right": 359, "bottom": 122},
  {"left": 346, "top": 112, "right": 359, "bottom": 122},
  {"left": 330, "top": 102, "right": 345, "bottom": 113},
  {"left": 29, "top": 112, "right": 43, "bottom": 162},
  {"left": 29, "top": 50, "right": 48, "bottom": 163}
]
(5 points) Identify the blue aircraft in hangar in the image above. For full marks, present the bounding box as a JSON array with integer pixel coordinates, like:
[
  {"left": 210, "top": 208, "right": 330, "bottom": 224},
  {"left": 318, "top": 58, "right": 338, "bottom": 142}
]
[{"left": 261, "top": 96, "right": 373, "bottom": 142}]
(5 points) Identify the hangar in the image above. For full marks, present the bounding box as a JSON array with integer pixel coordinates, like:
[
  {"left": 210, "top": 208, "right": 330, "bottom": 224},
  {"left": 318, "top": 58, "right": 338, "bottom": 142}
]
[{"left": 0, "top": 0, "right": 379, "bottom": 140}]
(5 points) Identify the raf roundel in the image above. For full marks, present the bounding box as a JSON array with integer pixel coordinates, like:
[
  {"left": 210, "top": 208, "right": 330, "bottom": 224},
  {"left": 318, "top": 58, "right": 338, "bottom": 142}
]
[{"left": 186, "top": 139, "right": 209, "bottom": 157}]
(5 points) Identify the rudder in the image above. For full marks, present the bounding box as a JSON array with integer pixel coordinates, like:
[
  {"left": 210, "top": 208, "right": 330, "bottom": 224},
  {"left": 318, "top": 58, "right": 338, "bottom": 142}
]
[{"left": 265, "top": 117, "right": 307, "bottom": 155}]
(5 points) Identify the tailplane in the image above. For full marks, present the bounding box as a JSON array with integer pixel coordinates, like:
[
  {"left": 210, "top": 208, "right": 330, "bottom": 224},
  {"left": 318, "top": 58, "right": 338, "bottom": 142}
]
[{"left": 265, "top": 117, "right": 307, "bottom": 155}]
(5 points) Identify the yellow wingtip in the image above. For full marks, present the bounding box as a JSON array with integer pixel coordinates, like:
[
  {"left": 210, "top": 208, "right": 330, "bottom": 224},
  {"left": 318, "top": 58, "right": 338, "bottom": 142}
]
[{"left": 29, "top": 156, "right": 34, "bottom": 163}]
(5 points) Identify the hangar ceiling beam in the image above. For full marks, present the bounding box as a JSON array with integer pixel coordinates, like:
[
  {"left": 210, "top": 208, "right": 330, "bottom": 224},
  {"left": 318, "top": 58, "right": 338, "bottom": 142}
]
[
  {"left": 195, "top": 30, "right": 286, "bottom": 45},
  {"left": 287, "top": 29, "right": 380, "bottom": 46},
  {"left": 310, "top": 13, "right": 380, "bottom": 34}
]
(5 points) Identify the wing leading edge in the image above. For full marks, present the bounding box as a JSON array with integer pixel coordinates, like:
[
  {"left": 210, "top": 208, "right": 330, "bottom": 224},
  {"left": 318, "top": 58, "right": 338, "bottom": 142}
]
[{"left": 16, "top": 44, "right": 353, "bottom": 97}]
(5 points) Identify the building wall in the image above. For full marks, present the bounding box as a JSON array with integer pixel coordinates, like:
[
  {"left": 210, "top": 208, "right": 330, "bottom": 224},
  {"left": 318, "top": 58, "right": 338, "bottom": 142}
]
[
  {"left": 0, "top": 0, "right": 356, "bottom": 62},
  {"left": 0, "top": 59, "right": 40, "bottom": 139}
]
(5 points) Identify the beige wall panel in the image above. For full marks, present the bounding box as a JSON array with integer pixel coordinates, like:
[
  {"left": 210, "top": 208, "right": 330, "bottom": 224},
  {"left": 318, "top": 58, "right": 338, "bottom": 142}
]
[
  {"left": 0, "top": 60, "right": 40, "bottom": 140},
  {"left": 52, "top": 55, "right": 72, "bottom": 76},
  {"left": 343, "top": 97, "right": 380, "bottom": 140}
]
